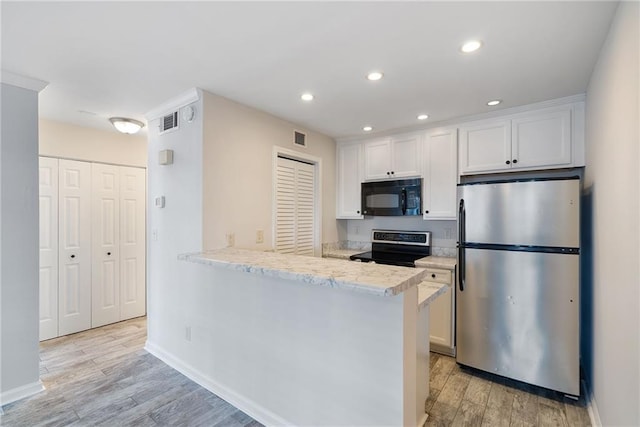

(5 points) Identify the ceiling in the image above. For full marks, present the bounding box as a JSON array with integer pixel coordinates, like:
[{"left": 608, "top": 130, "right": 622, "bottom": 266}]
[{"left": 1, "top": 1, "right": 617, "bottom": 139}]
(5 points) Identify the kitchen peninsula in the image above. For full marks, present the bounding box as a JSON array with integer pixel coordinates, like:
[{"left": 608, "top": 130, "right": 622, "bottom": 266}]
[{"left": 164, "top": 248, "right": 446, "bottom": 426}]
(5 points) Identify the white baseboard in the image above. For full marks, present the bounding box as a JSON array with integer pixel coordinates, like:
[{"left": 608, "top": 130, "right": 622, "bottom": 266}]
[
  {"left": 144, "top": 340, "right": 291, "bottom": 426},
  {"left": 583, "top": 379, "right": 602, "bottom": 427},
  {"left": 0, "top": 380, "right": 45, "bottom": 408}
]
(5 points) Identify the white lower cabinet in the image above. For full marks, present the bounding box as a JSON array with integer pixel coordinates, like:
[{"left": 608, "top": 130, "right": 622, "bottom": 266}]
[
  {"left": 425, "top": 267, "right": 456, "bottom": 356},
  {"left": 39, "top": 157, "right": 146, "bottom": 340}
]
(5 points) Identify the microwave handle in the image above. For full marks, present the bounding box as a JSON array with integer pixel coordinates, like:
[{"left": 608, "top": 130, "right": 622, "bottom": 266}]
[{"left": 401, "top": 189, "right": 407, "bottom": 215}]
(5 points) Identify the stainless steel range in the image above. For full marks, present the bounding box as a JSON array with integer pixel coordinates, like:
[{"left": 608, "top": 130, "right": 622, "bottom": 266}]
[{"left": 350, "top": 230, "right": 431, "bottom": 267}]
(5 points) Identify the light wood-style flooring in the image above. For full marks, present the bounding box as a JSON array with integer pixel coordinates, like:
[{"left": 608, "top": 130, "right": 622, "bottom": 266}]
[
  {"left": 1, "top": 318, "right": 591, "bottom": 426},
  {"left": 425, "top": 353, "right": 591, "bottom": 426},
  {"left": 1, "top": 317, "right": 261, "bottom": 427}
]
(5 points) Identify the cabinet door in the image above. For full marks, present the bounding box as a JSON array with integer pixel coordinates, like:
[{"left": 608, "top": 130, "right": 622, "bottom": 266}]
[
  {"left": 511, "top": 108, "right": 571, "bottom": 169},
  {"left": 429, "top": 284, "right": 453, "bottom": 350},
  {"left": 39, "top": 157, "right": 59, "bottom": 341},
  {"left": 424, "top": 129, "right": 457, "bottom": 220},
  {"left": 363, "top": 139, "right": 392, "bottom": 180},
  {"left": 336, "top": 143, "right": 363, "bottom": 219},
  {"left": 58, "top": 159, "right": 92, "bottom": 336},
  {"left": 391, "top": 134, "right": 422, "bottom": 178},
  {"left": 459, "top": 119, "right": 512, "bottom": 175},
  {"left": 119, "top": 166, "right": 147, "bottom": 321},
  {"left": 91, "top": 163, "right": 120, "bottom": 328}
]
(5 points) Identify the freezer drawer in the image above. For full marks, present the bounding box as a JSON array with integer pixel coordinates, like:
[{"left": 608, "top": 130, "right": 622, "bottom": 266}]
[
  {"left": 458, "top": 178, "right": 580, "bottom": 248},
  {"left": 456, "top": 248, "right": 579, "bottom": 395}
]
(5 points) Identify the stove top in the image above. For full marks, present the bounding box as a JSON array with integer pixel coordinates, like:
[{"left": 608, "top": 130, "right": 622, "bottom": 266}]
[{"left": 350, "top": 230, "right": 431, "bottom": 267}]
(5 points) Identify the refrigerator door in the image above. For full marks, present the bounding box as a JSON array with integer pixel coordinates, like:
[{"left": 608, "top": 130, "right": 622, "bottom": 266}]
[
  {"left": 458, "top": 178, "right": 580, "bottom": 248},
  {"left": 456, "top": 248, "right": 580, "bottom": 395}
]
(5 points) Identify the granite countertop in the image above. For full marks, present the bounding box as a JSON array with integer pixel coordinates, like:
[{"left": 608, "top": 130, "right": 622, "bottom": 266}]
[
  {"left": 179, "top": 248, "right": 433, "bottom": 297},
  {"left": 418, "top": 282, "right": 448, "bottom": 311},
  {"left": 322, "top": 248, "right": 363, "bottom": 260},
  {"left": 415, "top": 256, "right": 456, "bottom": 270}
]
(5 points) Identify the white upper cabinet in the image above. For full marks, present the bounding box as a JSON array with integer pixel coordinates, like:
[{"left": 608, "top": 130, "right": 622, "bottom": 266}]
[
  {"left": 511, "top": 108, "right": 571, "bottom": 169},
  {"left": 363, "top": 133, "right": 422, "bottom": 181},
  {"left": 336, "top": 143, "right": 364, "bottom": 219},
  {"left": 459, "top": 102, "right": 584, "bottom": 175},
  {"left": 459, "top": 119, "right": 512, "bottom": 174},
  {"left": 423, "top": 128, "right": 458, "bottom": 220}
]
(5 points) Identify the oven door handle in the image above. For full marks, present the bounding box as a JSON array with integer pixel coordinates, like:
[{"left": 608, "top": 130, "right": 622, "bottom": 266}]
[{"left": 401, "top": 189, "right": 407, "bottom": 215}]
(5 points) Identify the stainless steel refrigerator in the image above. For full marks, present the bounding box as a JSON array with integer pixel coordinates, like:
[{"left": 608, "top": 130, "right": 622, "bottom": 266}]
[{"left": 456, "top": 177, "right": 580, "bottom": 396}]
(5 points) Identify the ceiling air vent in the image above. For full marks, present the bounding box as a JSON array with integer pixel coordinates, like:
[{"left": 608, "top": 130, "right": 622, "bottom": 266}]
[
  {"left": 294, "top": 131, "right": 306, "bottom": 148},
  {"left": 160, "top": 111, "right": 179, "bottom": 134}
]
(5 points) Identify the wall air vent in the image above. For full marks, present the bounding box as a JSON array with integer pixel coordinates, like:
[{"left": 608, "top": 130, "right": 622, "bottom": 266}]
[
  {"left": 294, "top": 131, "right": 306, "bottom": 148},
  {"left": 160, "top": 111, "right": 179, "bottom": 134}
]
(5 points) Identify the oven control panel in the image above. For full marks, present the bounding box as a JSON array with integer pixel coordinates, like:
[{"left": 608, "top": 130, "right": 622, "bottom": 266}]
[{"left": 372, "top": 230, "right": 431, "bottom": 246}]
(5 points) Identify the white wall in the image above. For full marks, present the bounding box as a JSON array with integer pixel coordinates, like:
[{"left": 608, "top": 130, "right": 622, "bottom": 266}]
[
  {"left": 0, "top": 83, "right": 44, "bottom": 404},
  {"left": 584, "top": 2, "right": 639, "bottom": 425},
  {"left": 39, "top": 119, "right": 147, "bottom": 167},
  {"left": 202, "top": 91, "right": 338, "bottom": 250},
  {"left": 145, "top": 94, "right": 203, "bottom": 351}
]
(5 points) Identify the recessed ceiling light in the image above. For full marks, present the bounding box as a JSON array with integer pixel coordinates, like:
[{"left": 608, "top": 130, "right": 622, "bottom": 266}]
[
  {"left": 363, "top": 126, "right": 373, "bottom": 132},
  {"left": 301, "top": 93, "right": 314, "bottom": 101},
  {"left": 461, "top": 40, "right": 482, "bottom": 53},
  {"left": 487, "top": 99, "right": 502, "bottom": 106},
  {"left": 367, "top": 71, "right": 384, "bottom": 81},
  {"left": 417, "top": 114, "right": 429, "bottom": 120}
]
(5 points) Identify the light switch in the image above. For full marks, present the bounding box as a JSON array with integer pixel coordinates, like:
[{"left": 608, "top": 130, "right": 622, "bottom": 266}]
[
  {"left": 159, "top": 149, "right": 174, "bottom": 165},
  {"left": 155, "top": 196, "right": 165, "bottom": 208}
]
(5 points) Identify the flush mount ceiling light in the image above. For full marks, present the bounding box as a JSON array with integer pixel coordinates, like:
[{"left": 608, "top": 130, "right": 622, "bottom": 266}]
[
  {"left": 363, "top": 126, "right": 373, "bottom": 132},
  {"left": 417, "top": 114, "right": 429, "bottom": 120},
  {"left": 301, "top": 93, "right": 314, "bottom": 101},
  {"left": 367, "top": 71, "right": 384, "bottom": 81},
  {"left": 487, "top": 99, "right": 502, "bottom": 106},
  {"left": 109, "top": 117, "right": 144, "bottom": 134},
  {"left": 461, "top": 40, "right": 482, "bottom": 53}
]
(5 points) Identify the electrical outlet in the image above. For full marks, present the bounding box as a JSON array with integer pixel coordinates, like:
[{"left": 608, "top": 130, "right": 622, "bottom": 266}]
[
  {"left": 256, "top": 230, "right": 264, "bottom": 244},
  {"left": 185, "top": 326, "right": 191, "bottom": 342},
  {"left": 226, "top": 232, "right": 235, "bottom": 247},
  {"left": 444, "top": 227, "right": 452, "bottom": 239}
]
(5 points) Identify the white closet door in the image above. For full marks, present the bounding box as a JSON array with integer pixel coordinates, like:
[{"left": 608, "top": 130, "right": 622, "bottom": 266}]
[
  {"left": 119, "top": 166, "right": 146, "bottom": 320},
  {"left": 39, "top": 157, "right": 59, "bottom": 341},
  {"left": 91, "top": 163, "right": 120, "bottom": 327},
  {"left": 58, "top": 159, "right": 92, "bottom": 336},
  {"left": 275, "top": 157, "right": 316, "bottom": 256}
]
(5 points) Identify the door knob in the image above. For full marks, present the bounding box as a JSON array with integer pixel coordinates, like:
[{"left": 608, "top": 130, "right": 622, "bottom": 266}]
[
  {"left": 505, "top": 160, "right": 511, "bottom": 165},
  {"left": 70, "top": 254, "right": 76, "bottom": 259},
  {"left": 107, "top": 252, "right": 111, "bottom": 256},
  {"left": 512, "top": 159, "right": 518, "bottom": 164},
  {"left": 431, "top": 273, "right": 436, "bottom": 279}
]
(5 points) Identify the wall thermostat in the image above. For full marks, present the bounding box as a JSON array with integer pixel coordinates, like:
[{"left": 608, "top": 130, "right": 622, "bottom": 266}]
[
  {"left": 155, "top": 196, "right": 165, "bottom": 208},
  {"left": 159, "top": 149, "right": 174, "bottom": 165}
]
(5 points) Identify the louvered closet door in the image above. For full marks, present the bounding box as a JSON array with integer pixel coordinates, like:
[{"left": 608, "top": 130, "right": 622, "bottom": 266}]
[
  {"left": 119, "top": 166, "right": 146, "bottom": 320},
  {"left": 58, "top": 159, "right": 92, "bottom": 336},
  {"left": 39, "top": 157, "right": 59, "bottom": 341},
  {"left": 275, "top": 156, "right": 316, "bottom": 255},
  {"left": 91, "top": 163, "right": 120, "bottom": 328}
]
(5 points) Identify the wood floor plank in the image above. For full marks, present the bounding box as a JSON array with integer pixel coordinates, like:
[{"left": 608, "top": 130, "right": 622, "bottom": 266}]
[
  {"left": 464, "top": 377, "right": 493, "bottom": 407},
  {"left": 430, "top": 356, "right": 458, "bottom": 390},
  {"left": 564, "top": 401, "right": 591, "bottom": 427},
  {"left": 538, "top": 402, "right": 569, "bottom": 427},
  {"left": 429, "top": 371, "right": 472, "bottom": 422},
  {"left": 510, "top": 388, "right": 538, "bottom": 425},
  {"left": 451, "top": 400, "right": 485, "bottom": 427}
]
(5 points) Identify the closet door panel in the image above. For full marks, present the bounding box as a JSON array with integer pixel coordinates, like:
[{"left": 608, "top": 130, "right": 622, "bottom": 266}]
[
  {"left": 92, "top": 163, "right": 120, "bottom": 327},
  {"left": 39, "top": 157, "right": 59, "bottom": 341},
  {"left": 58, "top": 159, "right": 92, "bottom": 336},
  {"left": 119, "top": 166, "right": 146, "bottom": 320}
]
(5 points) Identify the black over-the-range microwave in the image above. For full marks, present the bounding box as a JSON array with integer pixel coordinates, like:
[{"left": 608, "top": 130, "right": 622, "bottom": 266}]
[{"left": 361, "top": 178, "right": 423, "bottom": 216}]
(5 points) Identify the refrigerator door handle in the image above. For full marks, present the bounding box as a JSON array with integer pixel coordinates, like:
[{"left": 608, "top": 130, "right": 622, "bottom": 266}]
[{"left": 458, "top": 199, "right": 465, "bottom": 292}]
